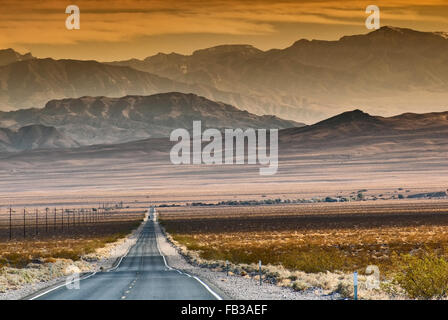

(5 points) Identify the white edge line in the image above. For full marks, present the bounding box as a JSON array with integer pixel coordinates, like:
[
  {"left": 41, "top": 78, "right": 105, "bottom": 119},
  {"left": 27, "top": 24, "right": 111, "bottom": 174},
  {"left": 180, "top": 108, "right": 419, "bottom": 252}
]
[
  {"left": 108, "top": 239, "right": 134, "bottom": 272},
  {"left": 109, "top": 212, "right": 149, "bottom": 272},
  {"left": 29, "top": 272, "right": 97, "bottom": 300},
  {"left": 154, "top": 221, "right": 223, "bottom": 300},
  {"left": 191, "top": 276, "right": 222, "bottom": 301}
]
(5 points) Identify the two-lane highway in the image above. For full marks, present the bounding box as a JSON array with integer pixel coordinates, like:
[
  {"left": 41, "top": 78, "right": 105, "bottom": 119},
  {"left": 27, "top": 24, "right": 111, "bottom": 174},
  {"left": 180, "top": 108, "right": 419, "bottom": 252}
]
[{"left": 31, "top": 214, "right": 222, "bottom": 300}]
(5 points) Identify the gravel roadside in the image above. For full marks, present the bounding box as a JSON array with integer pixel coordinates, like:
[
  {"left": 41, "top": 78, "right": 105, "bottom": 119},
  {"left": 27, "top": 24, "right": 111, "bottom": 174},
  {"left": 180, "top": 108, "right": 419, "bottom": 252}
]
[{"left": 154, "top": 221, "right": 339, "bottom": 300}]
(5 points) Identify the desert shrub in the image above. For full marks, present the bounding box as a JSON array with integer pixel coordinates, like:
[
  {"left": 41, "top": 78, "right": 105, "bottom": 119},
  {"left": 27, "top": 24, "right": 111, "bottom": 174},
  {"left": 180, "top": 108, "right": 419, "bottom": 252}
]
[
  {"left": 50, "top": 249, "right": 80, "bottom": 261},
  {"left": 394, "top": 253, "right": 448, "bottom": 299},
  {"left": 291, "top": 246, "right": 348, "bottom": 273},
  {"left": 2, "top": 253, "right": 30, "bottom": 267},
  {"left": 291, "top": 280, "right": 308, "bottom": 291},
  {"left": 335, "top": 281, "right": 352, "bottom": 298}
]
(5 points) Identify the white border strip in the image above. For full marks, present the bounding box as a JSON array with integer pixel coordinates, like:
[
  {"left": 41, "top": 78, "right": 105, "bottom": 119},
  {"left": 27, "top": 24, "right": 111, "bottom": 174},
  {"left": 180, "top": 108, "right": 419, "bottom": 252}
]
[
  {"left": 29, "top": 272, "right": 97, "bottom": 300},
  {"left": 154, "top": 222, "right": 223, "bottom": 300}
]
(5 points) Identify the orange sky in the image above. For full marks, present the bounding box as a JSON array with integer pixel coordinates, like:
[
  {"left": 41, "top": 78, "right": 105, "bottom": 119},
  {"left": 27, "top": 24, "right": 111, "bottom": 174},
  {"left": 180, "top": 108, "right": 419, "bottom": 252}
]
[{"left": 2, "top": 0, "right": 448, "bottom": 61}]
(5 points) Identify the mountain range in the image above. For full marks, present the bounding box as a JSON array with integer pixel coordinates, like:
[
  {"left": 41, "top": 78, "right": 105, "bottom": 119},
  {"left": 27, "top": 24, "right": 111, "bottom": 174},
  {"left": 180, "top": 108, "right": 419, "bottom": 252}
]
[
  {"left": 1, "top": 26, "right": 448, "bottom": 122},
  {"left": 1, "top": 103, "right": 447, "bottom": 154},
  {"left": 0, "top": 92, "right": 302, "bottom": 147},
  {"left": 110, "top": 26, "right": 448, "bottom": 121}
]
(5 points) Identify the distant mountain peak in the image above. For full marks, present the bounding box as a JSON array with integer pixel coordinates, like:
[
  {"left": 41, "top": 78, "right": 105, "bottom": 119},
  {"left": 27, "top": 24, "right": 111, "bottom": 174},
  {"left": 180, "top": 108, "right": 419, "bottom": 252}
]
[
  {"left": 317, "top": 109, "right": 376, "bottom": 125},
  {"left": 376, "top": 26, "right": 410, "bottom": 33},
  {"left": 192, "top": 44, "right": 262, "bottom": 56},
  {"left": 330, "top": 109, "right": 371, "bottom": 119},
  {"left": 334, "top": 25, "right": 448, "bottom": 45},
  {"left": 0, "top": 48, "right": 34, "bottom": 66},
  {"left": 365, "top": 25, "right": 448, "bottom": 40},
  {"left": 434, "top": 31, "right": 448, "bottom": 39}
]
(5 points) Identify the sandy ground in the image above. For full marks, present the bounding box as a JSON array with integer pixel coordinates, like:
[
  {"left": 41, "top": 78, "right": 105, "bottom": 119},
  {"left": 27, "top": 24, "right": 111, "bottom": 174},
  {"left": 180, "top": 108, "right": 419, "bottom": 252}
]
[{"left": 0, "top": 131, "right": 447, "bottom": 209}]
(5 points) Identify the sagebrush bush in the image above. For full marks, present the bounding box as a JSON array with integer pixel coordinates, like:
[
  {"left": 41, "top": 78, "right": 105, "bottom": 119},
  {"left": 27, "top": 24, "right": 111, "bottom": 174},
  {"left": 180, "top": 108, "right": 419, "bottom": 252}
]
[
  {"left": 335, "top": 281, "right": 352, "bottom": 298},
  {"left": 291, "top": 280, "right": 308, "bottom": 292},
  {"left": 394, "top": 253, "right": 448, "bottom": 299}
]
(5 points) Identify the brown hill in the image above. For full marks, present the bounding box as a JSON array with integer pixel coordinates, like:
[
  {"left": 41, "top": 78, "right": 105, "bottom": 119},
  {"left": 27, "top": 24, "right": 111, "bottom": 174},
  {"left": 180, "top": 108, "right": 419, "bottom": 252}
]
[
  {"left": 279, "top": 109, "right": 448, "bottom": 151},
  {"left": 0, "top": 124, "right": 79, "bottom": 152},
  {"left": 0, "top": 92, "right": 302, "bottom": 146}
]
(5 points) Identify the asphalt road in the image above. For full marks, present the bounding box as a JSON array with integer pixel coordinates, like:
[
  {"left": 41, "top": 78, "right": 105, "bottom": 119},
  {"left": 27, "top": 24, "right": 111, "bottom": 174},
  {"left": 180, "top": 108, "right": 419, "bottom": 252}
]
[{"left": 32, "top": 212, "right": 222, "bottom": 300}]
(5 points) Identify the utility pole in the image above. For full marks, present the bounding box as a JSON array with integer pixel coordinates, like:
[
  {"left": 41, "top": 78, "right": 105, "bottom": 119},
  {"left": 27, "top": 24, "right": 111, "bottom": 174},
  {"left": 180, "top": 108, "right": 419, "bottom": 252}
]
[
  {"left": 9, "top": 207, "right": 12, "bottom": 240},
  {"left": 45, "top": 208, "right": 48, "bottom": 233},
  {"left": 23, "top": 208, "right": 26, "bottom": 239},
  {"left": 35, "top": 209, "right": 38, "bottom": 236}
]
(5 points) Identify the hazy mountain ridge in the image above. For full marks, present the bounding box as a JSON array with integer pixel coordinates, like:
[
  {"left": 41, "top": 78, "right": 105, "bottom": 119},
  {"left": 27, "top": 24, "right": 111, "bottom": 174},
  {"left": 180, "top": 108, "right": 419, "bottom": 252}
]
[
  {"left": 0, "top": 92, "right": 302, "bottom": 146},
  {"left": 0, "top": 56, "right": 293, "bottom": 120},
  {"left": 0, "top": 58, "right": 183, "bottom": 109},
  {"left": 111, "top": 26, "right": 448, "bottom": 122},
  {"left": 1, "top": 106, "right": 446, "bottom": 155},
  {"left": 0, "top": 124, "right": 79, "bottom": 152},
  {"left": 1, "top": 27, "right": 448, "bottom": 123},
  {"left": 0, "top": 48, "right": 34, "bottom": 67}
]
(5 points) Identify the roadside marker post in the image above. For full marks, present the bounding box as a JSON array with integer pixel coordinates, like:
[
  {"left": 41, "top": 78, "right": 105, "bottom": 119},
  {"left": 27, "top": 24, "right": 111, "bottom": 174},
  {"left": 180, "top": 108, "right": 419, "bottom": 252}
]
[
  {"left": 226, "top": 260, "right": 229, "bottom": 276},
  {"left": 354, "top": 271, "right": 358, "bottom": 300},
  {"left": 259, "top": 260, "right": 262, "bottom": 286}
]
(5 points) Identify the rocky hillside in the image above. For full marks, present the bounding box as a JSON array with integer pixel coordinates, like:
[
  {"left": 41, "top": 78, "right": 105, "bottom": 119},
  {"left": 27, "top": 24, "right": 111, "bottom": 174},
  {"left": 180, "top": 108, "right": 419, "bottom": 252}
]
[
  {"left": 0, "top": 92, "right": 303, "bottom": 146},
  {"left": 0, "top": 124, "right": 79, "bottom": 152}
]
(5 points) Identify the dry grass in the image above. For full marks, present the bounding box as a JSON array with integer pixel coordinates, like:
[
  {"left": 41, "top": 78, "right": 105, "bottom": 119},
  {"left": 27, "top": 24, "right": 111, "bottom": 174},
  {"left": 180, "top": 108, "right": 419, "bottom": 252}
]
[
  {"left": 160, "top": 202, "right": 448, "bottom": 274},
  {"left": 0, "top": 219, "right": 142, "bottom": 268},
  {"left": 160, "top": 202, "right": 448, "bottom": 298},
  {"left": 0, "top": 214, "right": 143, "bottom": 294}
]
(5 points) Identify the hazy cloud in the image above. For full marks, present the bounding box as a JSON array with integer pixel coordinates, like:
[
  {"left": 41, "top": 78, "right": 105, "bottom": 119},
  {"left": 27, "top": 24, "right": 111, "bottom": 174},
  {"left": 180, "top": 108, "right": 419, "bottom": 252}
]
[{"left": 1, "top": 0, "right": 447, "bottom": 60}]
